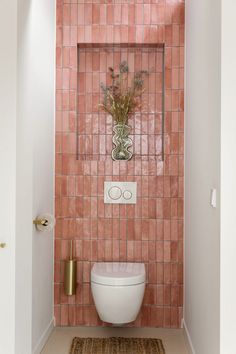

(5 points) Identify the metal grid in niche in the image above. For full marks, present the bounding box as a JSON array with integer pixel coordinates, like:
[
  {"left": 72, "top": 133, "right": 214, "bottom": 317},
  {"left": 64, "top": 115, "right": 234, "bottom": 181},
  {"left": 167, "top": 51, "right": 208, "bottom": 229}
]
[{"left": 76, "top": 44, "right": 165, "bottom": 161}]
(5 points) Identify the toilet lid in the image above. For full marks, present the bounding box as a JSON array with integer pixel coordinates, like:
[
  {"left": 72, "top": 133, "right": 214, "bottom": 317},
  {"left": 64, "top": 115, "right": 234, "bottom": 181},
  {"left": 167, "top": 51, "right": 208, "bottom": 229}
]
[{"left": 91, "top": 262, "right": 146, "bottom": 286}]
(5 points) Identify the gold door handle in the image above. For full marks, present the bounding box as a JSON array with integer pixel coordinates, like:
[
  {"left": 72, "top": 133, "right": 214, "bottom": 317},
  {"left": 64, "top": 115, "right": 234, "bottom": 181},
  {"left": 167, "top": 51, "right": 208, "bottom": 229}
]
[
  {"left": 0, "top": 243, "right": 6, "bottom": 248},
  {"left": 33, "top": 218, "right": 49, "bottom": 226}
]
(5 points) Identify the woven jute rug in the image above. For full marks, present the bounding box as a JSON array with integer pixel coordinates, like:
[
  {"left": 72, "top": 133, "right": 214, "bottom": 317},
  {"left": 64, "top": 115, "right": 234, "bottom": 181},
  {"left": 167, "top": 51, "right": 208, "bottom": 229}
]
[{"left": 70, "top": 337, "right": 165, "bottom": 354}]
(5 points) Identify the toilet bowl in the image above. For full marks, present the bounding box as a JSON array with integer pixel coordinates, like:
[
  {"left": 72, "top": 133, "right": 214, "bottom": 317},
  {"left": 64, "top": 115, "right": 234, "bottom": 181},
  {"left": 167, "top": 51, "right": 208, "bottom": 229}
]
[{"left": 91, "top": 262, "right": 146, "bottom": 325}]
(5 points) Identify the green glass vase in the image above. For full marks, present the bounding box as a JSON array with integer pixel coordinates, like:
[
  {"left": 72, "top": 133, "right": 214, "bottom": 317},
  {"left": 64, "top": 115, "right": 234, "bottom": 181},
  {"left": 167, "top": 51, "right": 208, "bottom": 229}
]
[{"left": 111, "top": 124, "right": 133, "bottom": 161}]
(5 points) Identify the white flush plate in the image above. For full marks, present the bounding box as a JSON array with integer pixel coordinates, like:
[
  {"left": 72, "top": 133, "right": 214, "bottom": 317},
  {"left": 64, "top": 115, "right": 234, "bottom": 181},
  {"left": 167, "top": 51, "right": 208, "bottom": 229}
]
[{"left": 104, "top": 181, "right": 137, "bottom": 204}]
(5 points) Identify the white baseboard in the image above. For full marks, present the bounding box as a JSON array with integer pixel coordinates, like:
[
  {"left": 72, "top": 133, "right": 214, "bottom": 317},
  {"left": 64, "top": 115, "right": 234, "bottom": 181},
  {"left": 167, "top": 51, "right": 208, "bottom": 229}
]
[
  {"left": 183, "top": 319, "right": 195, "bottom": 354},
  {"left": 32, "top": 318, "right": 54, "bottom": 354}
]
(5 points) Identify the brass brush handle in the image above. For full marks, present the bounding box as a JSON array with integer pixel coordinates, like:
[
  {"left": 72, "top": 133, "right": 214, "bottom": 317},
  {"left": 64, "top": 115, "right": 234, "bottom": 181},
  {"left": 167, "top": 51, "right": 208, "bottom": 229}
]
[{"left": 0, "top": 243, "right": 6, "bottom": 248}]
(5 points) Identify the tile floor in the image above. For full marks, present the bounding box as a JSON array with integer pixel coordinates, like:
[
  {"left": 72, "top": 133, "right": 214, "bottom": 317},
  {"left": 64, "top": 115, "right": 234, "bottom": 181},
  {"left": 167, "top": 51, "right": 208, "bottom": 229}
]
[{"left": 41, "top": 326, "right": 189, "bottom": 354}]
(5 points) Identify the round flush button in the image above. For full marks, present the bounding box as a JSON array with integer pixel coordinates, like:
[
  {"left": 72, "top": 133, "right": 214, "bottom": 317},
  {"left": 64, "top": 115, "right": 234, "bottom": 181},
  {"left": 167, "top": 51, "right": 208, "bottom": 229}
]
[
  {"left": 123, "top": 190, "right": 132, "bottom": 200},
  {"left": 108, "top": 186, "right": 122, "bottom": 200}
]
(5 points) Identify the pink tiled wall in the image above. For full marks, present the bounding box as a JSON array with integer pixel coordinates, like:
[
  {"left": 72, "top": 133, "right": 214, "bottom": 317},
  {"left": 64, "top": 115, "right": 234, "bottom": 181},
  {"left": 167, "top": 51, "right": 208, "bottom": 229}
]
[
  {"left": 77, "top": 44, "right": 165, "bottom": 161},
  {"left": 55, "top": 0, "right": 184, "bottom": 328}
]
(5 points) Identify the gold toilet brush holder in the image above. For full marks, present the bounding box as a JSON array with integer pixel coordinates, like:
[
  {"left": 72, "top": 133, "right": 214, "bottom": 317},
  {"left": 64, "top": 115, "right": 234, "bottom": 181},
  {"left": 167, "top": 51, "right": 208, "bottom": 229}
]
[{"left": 64, "top": 240, "right": 77, "bottom": 296}]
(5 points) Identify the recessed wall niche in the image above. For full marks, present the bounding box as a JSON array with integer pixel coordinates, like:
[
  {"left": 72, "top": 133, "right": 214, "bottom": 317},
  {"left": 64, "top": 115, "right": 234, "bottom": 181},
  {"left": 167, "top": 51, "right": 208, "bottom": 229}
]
[{"left": 76, "top": 44, "right": 165, "bottom": 161}]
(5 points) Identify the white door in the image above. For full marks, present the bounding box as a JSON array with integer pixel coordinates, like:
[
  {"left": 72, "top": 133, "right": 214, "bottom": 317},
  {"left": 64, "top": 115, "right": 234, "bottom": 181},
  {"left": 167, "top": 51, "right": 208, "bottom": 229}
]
[{"left": 0, "top": 1, "right": 17, "bottom": 353}]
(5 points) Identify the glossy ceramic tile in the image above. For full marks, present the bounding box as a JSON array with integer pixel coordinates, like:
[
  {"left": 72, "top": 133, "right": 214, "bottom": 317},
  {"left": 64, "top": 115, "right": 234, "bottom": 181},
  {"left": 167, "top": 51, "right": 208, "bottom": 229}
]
[{"left": 55, "top": 0, "right": 184, "bottom": 328}]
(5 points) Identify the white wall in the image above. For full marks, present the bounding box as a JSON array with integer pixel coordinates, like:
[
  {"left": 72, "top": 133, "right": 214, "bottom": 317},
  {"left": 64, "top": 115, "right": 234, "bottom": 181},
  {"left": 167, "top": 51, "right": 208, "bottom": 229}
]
[
  {"left": 16, "top": 2, "right": 34, "bottom": 351},
  {"left": 0, "top": 1, "right": 54, "bottom": 353},
  {"left": 31, "top": 0, "right": 55, "bottom": 351},
  {"left": 220, "top": 1, "right": 236, "bottom": 352},
  {"left": 184, "top": 0, "right": 221, "bottom": 353},
  {"left": 16, "top": 0, "right": 55, "bottom": 353},
  {"left": 0, "top": 1, "right": 17, "bottom": 353}
]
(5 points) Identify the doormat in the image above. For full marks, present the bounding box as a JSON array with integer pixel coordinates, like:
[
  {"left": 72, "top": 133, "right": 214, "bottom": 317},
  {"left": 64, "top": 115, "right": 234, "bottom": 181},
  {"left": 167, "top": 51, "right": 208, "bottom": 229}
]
[{"left": 70, "top": 337, "right": 165, "bottom": 354}]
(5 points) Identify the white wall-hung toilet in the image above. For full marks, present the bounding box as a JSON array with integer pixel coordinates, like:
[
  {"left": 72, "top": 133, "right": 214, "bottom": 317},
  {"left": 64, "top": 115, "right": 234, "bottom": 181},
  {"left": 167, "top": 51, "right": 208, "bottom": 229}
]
[{"left": 91, "top": 262, "right": 146, "bottom": 325}]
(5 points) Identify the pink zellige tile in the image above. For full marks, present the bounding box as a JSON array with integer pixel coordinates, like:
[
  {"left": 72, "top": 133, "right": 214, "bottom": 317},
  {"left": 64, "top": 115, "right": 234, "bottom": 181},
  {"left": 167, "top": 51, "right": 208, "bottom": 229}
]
[
  {"left": 91, "top": 240, "right": 98, "bottom": 261},
  {"left": 84, "top": 4, "right": 92, "bottom": 25},
  {"left": 100, "top": 5, "right": 106, "bottom": 25},
  {"left": 97, "top": 241, "right": 104, "bottom": 261},
  {"left": 121, "top": 26, "right": 129, "bottom": 43},
  {"left": 149, "top": 26, "right": 158, "bottom": 43},
  {"left": 156, "top": 285, "right": 164, "bottom": 306},
  {"left": 164, "top": 285, "right": 171, "bottom": 306},
  {"left": 119, "top": 241, "right": 127, "bottom": 261},
  {"left": 141, "top": 241, "right": 148, "bottom": 263},
  {"left": 105, "top": 240, "right": 112, "bottom": 261},
  {"left": 156, "top": 241, "right": 163, "bottom": 262},
  {"left": 68, "top": 305, "right": 76, "bottom": 326},
  {"left": 61, "top": 305, "right": 69, "bottom": 326},
  {"left": 57, "top": 2, "right": 62, "bottom": 26},
  {"left": 122, "top": 4, "right": 129, "bottom": 25},
  {"left": 113, "top": 240, "right": 120, "bottom": 261},
  {"left": 134, "top": 241, "right": 142, "bottom": 261},
  {"left": 76, "top": 306, "right": 83, "bottom": 326},
  {"left": 128, "top": 4, "right": 135, "bottom": 24},
  {"left": 164, "top": 263, "right": 171, "bottom": 284},
  {"left": 164, "top": 307, "right": 171, "bottom": 328},
  {"left": 114, "top": 26, "right": 121, "bottom": 43},
  {"left": 171, "top": 307, "right": 178, "bottom": 328},
  {"left": 169, "top": 263, "right": 177, "bottom": 286},
  {"left": 165, "top": 25, "right": 172, "bottom": 46},
  {"left": 171, "top": 285, "right": 179, "bottom": 307},
  {"left": 84, "top": 26, "right": 92, "bottom": 42},
  {"left": 144, "top": 27, "right": 150, "bottom": 44},
  {"left": 155, "top": 219, "right": 163, "bottom": 240},
  {"left": 127, "top": 241, "right": 135, "bottom": 261},
  {"left": 54, "top": 283, "right": 60, "bottom": 305},
  {"left": 141, "top": 199, "right": 149, "bottom": 218},
  {"left": 164, "top": 241, "right": 171, "bottom": 262},
  {"left": 92, "top": 4, "right": 100, "bottom": 25},
  {"left": 141, "top": 307, "right": 150, "bottom": 327},
  {"left": 172, "top": 24, "right": 180, "bottom": 46},
  {"left": 107, "top": 5, "right": 114, "bottom": 25},
  {"left": 171, "top": 198, "right": 178, "bottom": 219},
  {"left": 144, "top": 4, "right": 151, "bottom": 24},
  {"left": 149, "top": 241, "right": 156, "bottom": 261},
  {"left": 56, "top": 46, "right": 62, "bottom": 67},
  {"left": 71, "top": 4, "right": 77, "bottom": 26},
  {"left": 157, "top": 263, "right": 164, "bottom": 284},
  {"left": 134, "top": 219, "right": 142, "bottom": 240},
  {"left": 157, "top": 5, "right": 165, "bottom": 24},
  {"left": 171, "top": 241, "right": 178, "bottom": 262},
  {"left": 128, "top": 26, "right": 135, "bottom": 43},
  {"left": 178, "top": 220, "right": 184, "bottom": 241},
  {"left": 165, "top": 4, "right": 173, "bottom": 25},
  {"left": 171, "top": 220, "right": 178, "bottom": 241},
  {"left": 135, "top": 4, "right": 143, "bottom": 25},
  {"left": 71, "top": 26, "right": 78, "bottom": 46},
  {"left": 56, "top": 26, "right": 62, "bottom": 47},
  {"left": 99, "top": 25, "right": 107, "bottom": 43},
  {"left": 151, "top": 4, "right": 158, "bottom": 24},
  {"left": 149, "top": 219, "right": 156, "bottom": 241},
  {"left": 63, "top": 4, "right": 70, "bottom": 26},
  {"left": 150, "top": 307, "right": 164, "bottom": 327},
  {"left": 142, "top": 219, "right": 149, "bottom": 240},
  {"left": 114, "top": 4, "right": 122, "bottom": 25},
  {"left": 148, "top": 199, "right": 156, "bottom": 219},
  {"left": 104, "top": 219, "right": 112, "bottom": 239},
  {"left": 78, "top": 4, "right": 84, "bottom": 25},
  {"left": 92, "top": 26, "right": 100, "bottom": 43}
]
